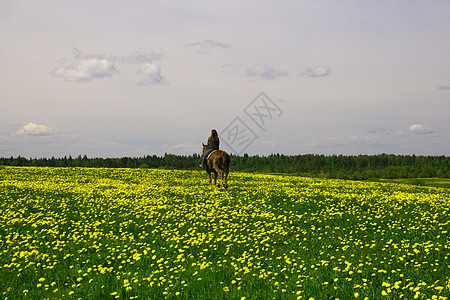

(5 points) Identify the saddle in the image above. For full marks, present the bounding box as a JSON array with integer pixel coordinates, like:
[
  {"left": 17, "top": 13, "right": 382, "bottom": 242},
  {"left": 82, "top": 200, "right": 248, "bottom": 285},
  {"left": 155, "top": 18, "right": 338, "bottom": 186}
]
[{"left": 206, "top": 150, "right": 217, "bottom": 161}]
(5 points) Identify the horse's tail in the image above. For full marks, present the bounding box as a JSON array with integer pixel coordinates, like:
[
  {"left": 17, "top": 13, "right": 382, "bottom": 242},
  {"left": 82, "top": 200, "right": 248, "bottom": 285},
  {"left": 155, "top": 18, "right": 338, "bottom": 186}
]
[{"left": 222, "top": 152, "right": 230, "bottom": 173}]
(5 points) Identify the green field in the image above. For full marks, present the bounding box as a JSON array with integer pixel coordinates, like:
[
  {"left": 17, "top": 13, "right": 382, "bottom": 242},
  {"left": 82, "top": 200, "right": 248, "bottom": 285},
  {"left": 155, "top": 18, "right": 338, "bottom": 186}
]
[
  {"left": 377, "top": 178, "right": 450, "bottom": 189},
  {"left": 1, "top": 167, "right": 449, "bottom": 299}
]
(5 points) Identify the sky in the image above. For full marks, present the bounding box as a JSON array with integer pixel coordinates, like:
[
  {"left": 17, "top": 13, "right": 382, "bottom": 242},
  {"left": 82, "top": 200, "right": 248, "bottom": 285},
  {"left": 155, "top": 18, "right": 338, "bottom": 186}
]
[{"left": 1, "top": 0, "right": 449, "bottom": 158}]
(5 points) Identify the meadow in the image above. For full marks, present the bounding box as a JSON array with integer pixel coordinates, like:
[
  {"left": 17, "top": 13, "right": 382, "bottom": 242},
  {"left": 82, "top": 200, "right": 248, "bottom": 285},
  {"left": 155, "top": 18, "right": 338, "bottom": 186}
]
[{"left": 0, "top": 166, "right": 449, "bottom": 299}]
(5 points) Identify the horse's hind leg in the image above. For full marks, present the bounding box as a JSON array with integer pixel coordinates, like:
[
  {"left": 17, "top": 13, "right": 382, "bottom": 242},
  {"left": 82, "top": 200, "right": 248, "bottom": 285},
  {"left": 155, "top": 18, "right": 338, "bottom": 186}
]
[
  {"left": 215, "top": 170, "right": 223, "bottom": 188},
  {"left": 222, "top": 171, "right": 228, "bottom": 188},
  {"left": 220, "top": 170, "right": 224, "bottom": 187},
  {"left": 214, "top": 172, "right": 218, "bottom": 188},
  {"left": 208, "top": 172, "right": 212, "bottom": 190}
]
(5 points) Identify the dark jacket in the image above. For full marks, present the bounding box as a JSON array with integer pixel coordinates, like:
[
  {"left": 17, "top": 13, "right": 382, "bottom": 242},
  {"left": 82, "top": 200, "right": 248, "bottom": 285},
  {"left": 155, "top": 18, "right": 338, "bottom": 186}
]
[{"left": 207, "top": 136, "right": 220, "bottom": 150}]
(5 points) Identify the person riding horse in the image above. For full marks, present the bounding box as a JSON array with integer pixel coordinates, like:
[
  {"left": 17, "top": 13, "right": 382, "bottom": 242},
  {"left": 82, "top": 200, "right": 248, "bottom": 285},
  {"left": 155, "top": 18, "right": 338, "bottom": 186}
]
[
  {"left": 200, "top": 129, "right": 220, "bottom": 169},
  {"left": 200, "top": 130, "right": 230, "bottom": 189}
]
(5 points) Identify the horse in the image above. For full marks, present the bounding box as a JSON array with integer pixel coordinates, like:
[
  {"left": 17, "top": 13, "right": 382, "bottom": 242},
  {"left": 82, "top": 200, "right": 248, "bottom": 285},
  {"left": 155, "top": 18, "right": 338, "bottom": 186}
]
[{"left": 202, "top": 143, "right": 230, "bottom": 189}]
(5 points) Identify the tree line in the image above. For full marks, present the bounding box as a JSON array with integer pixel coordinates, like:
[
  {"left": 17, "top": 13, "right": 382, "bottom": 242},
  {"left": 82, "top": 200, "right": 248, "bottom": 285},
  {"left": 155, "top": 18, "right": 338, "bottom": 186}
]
[{"left": 1, "top": 153, "right": 449, "bottom": 180}]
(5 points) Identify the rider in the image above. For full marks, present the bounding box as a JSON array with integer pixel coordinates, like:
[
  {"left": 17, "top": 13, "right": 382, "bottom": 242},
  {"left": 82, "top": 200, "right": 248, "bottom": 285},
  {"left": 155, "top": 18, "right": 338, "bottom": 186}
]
[{"left": 200, "top": 129, "right": 220, "bottom": 169}]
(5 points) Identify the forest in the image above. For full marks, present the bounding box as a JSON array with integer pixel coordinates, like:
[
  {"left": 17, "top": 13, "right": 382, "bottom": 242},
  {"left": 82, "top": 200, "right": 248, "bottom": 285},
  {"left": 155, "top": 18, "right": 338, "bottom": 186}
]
[{"left": 1, "top": 153, "right": 449, "bottom": 180}]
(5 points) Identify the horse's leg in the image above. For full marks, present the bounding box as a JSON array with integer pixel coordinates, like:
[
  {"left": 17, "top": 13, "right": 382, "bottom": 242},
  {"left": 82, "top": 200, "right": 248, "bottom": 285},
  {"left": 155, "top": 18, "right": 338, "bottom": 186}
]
[
  {"left": 215, "top": 169, "right": 223, "bottom": 188},
  {"left": 214, "top": 172, "right": 218, "bottom": 187},
  {"left": 208, "top": 172, "right": 212, "bottom": 190},
  {"left": 223, "top": 171, "right": 228, "bottom": 189}
]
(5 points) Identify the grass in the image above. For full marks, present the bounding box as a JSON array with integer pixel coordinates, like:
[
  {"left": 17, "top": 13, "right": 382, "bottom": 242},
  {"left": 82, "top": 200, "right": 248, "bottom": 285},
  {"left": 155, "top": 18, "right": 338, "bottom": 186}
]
[
  {"left": 0, "top": 166, "right": 449, "bottom": 299},
  {"left": 268, "top": 171, "right": 450, "bottom": 189},
  {"left": 377, "top": 178, "right": 450, "bottom": 189}
]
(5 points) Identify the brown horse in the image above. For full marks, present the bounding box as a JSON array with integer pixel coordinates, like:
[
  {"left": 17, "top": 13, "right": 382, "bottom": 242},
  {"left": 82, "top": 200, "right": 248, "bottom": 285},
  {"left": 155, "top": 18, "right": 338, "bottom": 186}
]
[{"left": 202, "top": 143, "right": 230, "bottom": 189}]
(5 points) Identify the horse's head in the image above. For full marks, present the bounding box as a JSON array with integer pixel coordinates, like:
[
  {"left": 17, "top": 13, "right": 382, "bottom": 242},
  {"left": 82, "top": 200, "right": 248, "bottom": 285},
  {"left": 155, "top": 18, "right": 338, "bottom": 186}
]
[{"left": 202, "top": 143, "right": 207, "bottom": 155}]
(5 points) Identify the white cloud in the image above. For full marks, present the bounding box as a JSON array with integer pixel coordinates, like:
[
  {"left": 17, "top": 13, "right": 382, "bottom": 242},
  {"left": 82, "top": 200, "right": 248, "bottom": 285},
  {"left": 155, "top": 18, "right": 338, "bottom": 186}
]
[
  {"left": 118, "top": 50, "right": 164, "bottom": 64},
  {"left": 50, "top": 58, "right": 118, "bottom": 82},
  {"left": 16, "top": 122, "right": 55, "bottom": 136},
  {"left": 246, "top": 66, "right": 288, "bottom": 80},
  {"left": 409, "top": 124, "right": 437, "bottom": 135},
  {"left": 301, "top": 65, "right": 331, "bottom": 77},
  {"left": 395, "top": 130, "right": 410, "bottom": 137},
  {"left": 137, "top": 63, "right": 167, "bottom": 86},
  {"left": 50, "top": 48, "right": 166, "bottom": 84},
  {"left": 71, "top": 47, "right": 163, "bottom": 65},
  {"left": 185, "top": 39, "right": 231, "bottom": 54}
]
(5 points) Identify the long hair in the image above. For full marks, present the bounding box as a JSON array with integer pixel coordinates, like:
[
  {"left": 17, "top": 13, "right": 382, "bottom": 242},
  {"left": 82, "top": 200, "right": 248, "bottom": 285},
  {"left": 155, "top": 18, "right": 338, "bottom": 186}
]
[{"left": 208, "top": 129, "right": 219, "bottom": 143}]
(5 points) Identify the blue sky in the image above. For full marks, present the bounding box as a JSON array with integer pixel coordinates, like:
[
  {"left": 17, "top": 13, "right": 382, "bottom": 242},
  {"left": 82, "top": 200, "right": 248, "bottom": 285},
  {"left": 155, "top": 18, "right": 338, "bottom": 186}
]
[{"left": 1, "top": 0, "right": 449, "bottom": 157}]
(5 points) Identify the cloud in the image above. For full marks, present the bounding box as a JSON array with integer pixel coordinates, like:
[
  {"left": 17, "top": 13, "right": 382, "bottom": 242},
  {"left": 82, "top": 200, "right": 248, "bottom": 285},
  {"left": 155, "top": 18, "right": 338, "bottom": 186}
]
[
  {"left": 409, "top": 124, "right": 437, "bottom": 135},
  {"left": 185, "top": 39, "right": 231, "bottom": 54},
  {"left": 301, "top": 65, "right": 331, "bottom": 77},
  {"left": 246, "top": 66, "right": 289, "bottom": 80},
  {"left": 437, "top": 85, "right": 450, "bottom": 90},
  {"left": 16, "top": 122, "right": 55, "bottom": 136},
  {"left": 50, "top": 58, "right": 118, "bottom": 82},
  {"left": 50, "top": 48, "right": 166, "bottom": 84},
  {"left": 137, "top": 63, "right": 167, "bottom": 86},
  {"left": 395, "top": 130, "right": 410, "bottom": 137},
  {"left": 70, "top": 47, "right": 163, "bottom": 64},
  {"left": 367, "top": 128, "right": 394, "bottom": 135},
  {"left": 118, "top": 50, "right": 164, "bottom": 64}
]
